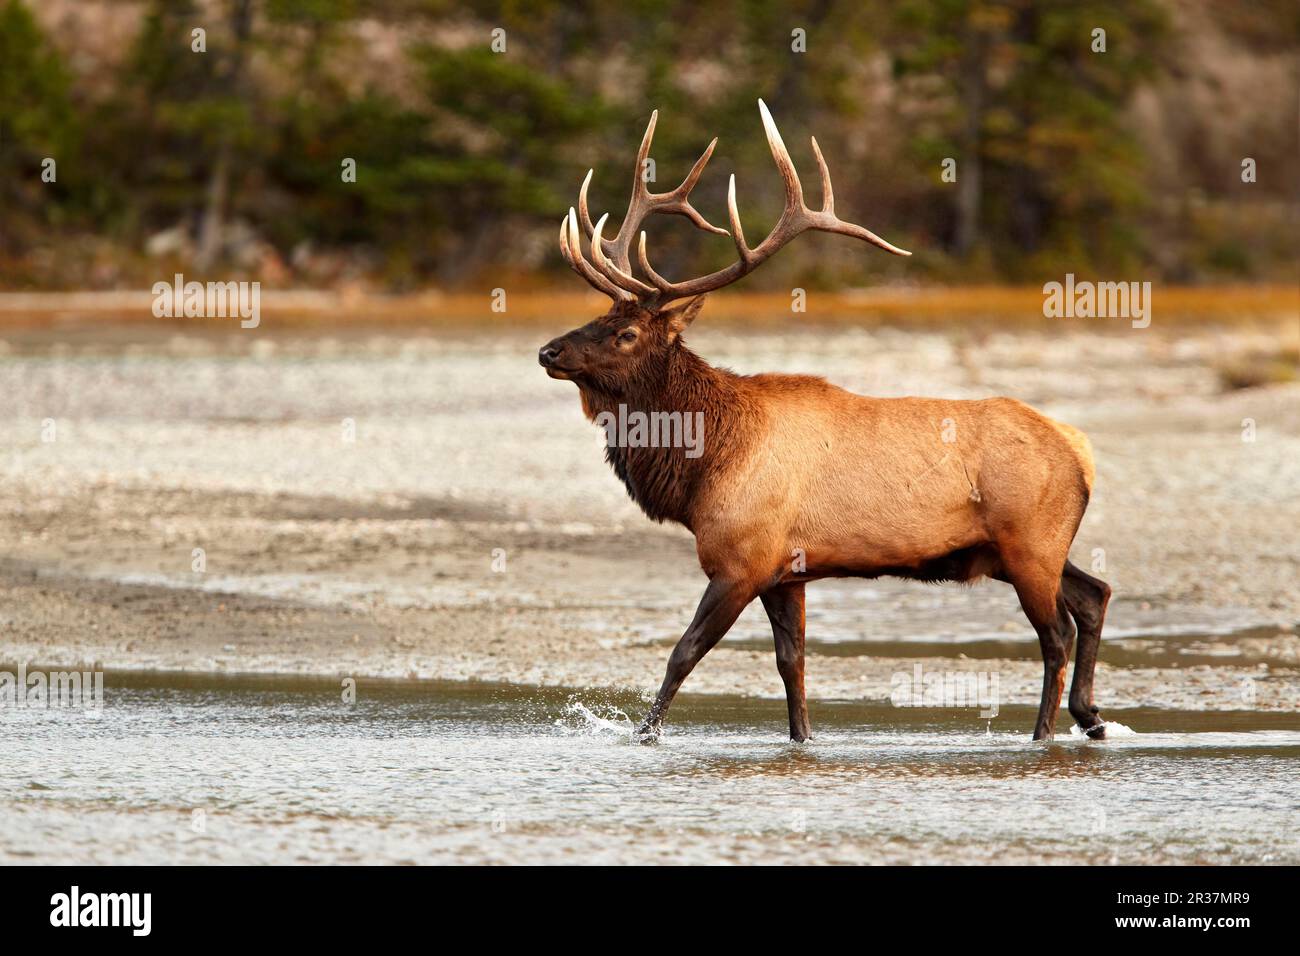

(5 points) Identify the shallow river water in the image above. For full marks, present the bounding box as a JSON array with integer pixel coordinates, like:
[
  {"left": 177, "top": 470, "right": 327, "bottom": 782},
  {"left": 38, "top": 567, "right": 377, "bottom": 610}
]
[{"left": 2, "top": 671, "right": 1296, "bottom": 865}]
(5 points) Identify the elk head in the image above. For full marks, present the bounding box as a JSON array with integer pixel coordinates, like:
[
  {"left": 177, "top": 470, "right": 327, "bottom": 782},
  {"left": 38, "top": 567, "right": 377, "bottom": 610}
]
[{"left": 539, "top": 99, "right": 911, "bottom": 396}]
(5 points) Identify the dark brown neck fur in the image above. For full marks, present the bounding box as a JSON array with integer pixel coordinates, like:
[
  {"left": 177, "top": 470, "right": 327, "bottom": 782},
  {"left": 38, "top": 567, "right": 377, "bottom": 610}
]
[{"left": 578, "top": 341, "right": 747, "bottom": 529}]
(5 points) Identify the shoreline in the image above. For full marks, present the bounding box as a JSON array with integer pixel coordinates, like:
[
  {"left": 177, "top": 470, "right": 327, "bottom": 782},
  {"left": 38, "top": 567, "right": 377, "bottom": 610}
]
[
  {"left": 0, "top": 284, "right": 1295, "bottom": 329},
  {"left": 3, "top": 559, "right": 1296, "bottom": 719}
]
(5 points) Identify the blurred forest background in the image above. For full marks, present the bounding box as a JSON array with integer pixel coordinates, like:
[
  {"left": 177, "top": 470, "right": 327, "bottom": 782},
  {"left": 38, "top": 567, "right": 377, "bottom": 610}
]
[{"left": 1, "top": 0, "right": 1296, "bottom": 292}]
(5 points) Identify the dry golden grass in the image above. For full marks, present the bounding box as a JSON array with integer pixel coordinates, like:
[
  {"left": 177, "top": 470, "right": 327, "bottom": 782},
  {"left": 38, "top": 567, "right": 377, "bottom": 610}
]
[
  {"left": 0, "top": 285, "right": 1295, "bottom": 330},
  {"left": 1217, "top": 343, "right": 1300, "bottom": 390}
]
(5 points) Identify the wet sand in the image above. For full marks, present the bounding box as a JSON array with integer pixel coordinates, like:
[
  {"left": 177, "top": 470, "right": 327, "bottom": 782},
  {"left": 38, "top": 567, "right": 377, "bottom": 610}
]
[{"left": 2, "top": 319, "right": 1298, "bottom": 722}]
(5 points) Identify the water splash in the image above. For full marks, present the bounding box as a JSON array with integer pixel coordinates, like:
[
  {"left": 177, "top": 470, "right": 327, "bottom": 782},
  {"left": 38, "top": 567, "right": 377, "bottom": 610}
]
[
  {"left": 1070, "top": 720, "right": 1137, "bottom": 739},
  {"left": 556, "top": 699, "right": 636, "bottom": 738}
]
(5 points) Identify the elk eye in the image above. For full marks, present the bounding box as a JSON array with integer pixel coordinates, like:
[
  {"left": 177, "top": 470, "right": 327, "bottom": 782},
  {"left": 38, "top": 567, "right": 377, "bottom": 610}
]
[{"left": 617, "top": 330, "right": 637, "bottom": 344}]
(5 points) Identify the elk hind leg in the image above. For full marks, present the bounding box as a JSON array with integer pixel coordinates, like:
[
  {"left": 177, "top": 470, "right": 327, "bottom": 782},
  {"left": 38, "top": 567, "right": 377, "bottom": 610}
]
[
  {"left": 1061, "top": 560, "right": 1111, "bottom": 738},
  {"left": 999, "top": 552, "right": 1076, "bottom": 741}
]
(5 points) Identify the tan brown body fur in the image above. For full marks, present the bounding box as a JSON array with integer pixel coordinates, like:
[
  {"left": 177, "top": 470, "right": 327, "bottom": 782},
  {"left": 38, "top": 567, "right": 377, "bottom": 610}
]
[{"left": 685, "top": 377, "right": 1092, "bottom": 588}]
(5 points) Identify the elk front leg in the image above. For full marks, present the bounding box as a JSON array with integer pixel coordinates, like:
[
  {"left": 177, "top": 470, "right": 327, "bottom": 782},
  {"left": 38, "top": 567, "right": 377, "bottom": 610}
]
[
  {"left": 637, "top": 576, "right": 755, "bottom": 741},
  {"left": 760, "top": 582, "right": 811, "bottom": 742}
]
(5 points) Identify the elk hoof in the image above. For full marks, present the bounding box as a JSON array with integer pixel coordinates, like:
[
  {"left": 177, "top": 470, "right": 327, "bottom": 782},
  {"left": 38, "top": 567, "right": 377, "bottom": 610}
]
[
  {"left": 1071, "top": 703, "right": 1105, "bottom": 739},
  {"left": 634, "top": 723, "right": 662, "bottom": 745}
]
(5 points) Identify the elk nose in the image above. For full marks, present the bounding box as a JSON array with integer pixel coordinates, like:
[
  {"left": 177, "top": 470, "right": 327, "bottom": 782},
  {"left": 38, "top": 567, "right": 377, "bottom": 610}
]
[{"left": 538, "top": 344, "right": 562, "bottom": 367}]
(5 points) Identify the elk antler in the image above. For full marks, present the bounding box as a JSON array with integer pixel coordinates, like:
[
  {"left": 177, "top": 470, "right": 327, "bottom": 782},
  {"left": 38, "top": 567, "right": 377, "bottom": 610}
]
[
  {"left": 562, "top": 100, "right": 911, "bottom": 308},
  {"left": 579, "top": 110, "right": 729, "bottom": 276},
  {"left": 559, "top": 208, "right": 634, "bottom": 302}
]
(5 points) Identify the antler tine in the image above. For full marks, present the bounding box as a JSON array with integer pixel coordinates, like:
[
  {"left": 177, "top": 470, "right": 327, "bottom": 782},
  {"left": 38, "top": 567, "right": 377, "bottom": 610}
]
[
  {"left": 557, "top": 214, "right": 578, "bottom": 267},
  {"left": 664, "top": 138, "right": 729, "bottom": 237},
  {"left": 811, "top": 213, "right": 914, "bottom": 256},
  {"left": 810, "top": 136, "right": 833, "bottom": 213},
  {"left": 757, "top": 98, "right": 805, "bottom": 213},
  {"left": 577, "top": 169, "right": 598, "bottom": 237},
  {"left": 591, "top": 110, "right": 659, "bottom": 264},
  {"left": 638, "top": 232, "right": 748, "bottom": 303},
  {"left": 637, "top": 231, "right": 674, "bottom": 293},
  {"left": 592, "top": 214, "right": 657, "bottom": 297},
  {"left": 673, "top": 137, "right": 716, "bottom": 196},
  {"left": 726, "top": 174, "right": 756, "bottom": 266},
  {"left": 561, "top": 209, "right": 634, "bottom": 302},
  {"left": 574, "top": 112, "right": 658, "bottom": 244},
  {"left": 634, "top": 110, "right": 658, "bottom": 197}
]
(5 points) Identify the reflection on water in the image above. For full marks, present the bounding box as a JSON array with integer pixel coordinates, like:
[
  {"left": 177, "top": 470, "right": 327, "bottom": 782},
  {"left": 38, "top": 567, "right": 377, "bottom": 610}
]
[{"left": 2, "top": 672, "right": 1296, "bottom": 865}]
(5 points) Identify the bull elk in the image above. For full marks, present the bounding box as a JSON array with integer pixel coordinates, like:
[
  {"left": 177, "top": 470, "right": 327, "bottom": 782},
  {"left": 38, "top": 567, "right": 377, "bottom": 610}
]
[{"left": 540, "top": 101, "right": 1111, "bottom": 742}]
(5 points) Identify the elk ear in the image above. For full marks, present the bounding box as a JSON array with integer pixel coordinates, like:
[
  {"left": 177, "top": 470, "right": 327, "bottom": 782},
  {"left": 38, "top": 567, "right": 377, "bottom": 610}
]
[{"left": 662, "top": 296, "right": 707, "bottom": 340}]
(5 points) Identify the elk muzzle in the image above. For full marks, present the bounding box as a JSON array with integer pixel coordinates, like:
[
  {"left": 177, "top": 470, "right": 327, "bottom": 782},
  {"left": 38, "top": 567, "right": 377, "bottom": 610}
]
[{"left": 538, "top": 338, "right": 575, "bottom": 379}]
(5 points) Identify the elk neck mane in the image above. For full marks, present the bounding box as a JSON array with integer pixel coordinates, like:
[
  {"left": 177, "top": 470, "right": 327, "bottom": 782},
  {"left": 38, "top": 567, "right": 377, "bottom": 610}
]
[{"left": 576, "top": 339, "right": 749, "bottom": 528}]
